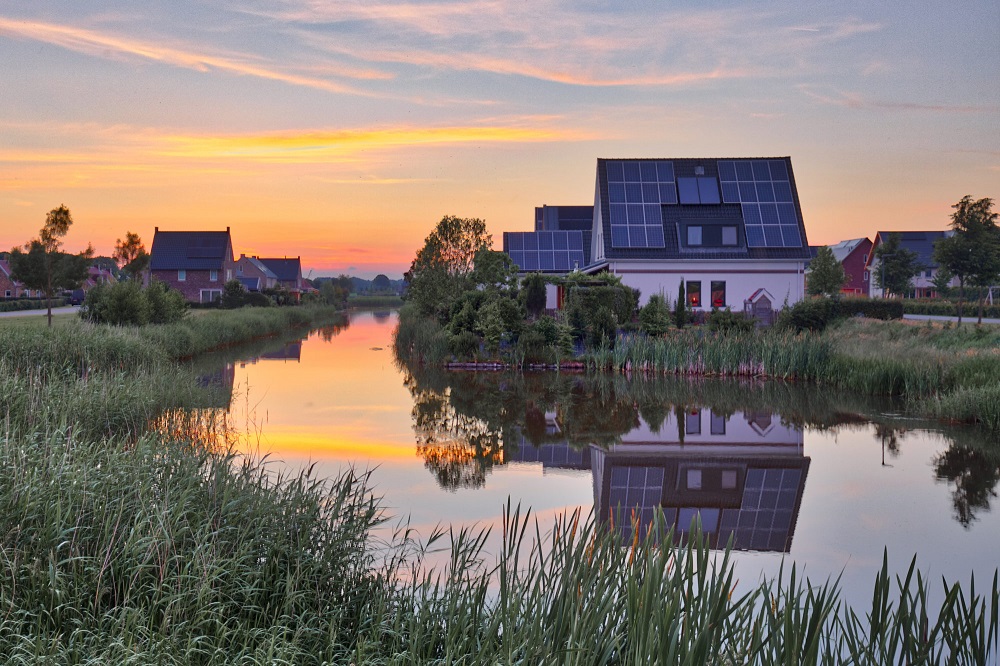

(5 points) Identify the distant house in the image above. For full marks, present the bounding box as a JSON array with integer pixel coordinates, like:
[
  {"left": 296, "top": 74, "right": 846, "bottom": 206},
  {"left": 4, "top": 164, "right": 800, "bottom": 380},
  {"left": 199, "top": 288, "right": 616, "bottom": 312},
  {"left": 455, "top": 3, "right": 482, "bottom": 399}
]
[
  {"left": 148, "top": 227, "right": 236, "bottom": 303},
  {"left": 504, "top": 158, "right": 811, "bottom": 316},
  {"left": 0, "top": 258, "right": 41, "bottom": 298},
  {"left": 257, "top": 257, "right": 305, "bottom": 300},
  {"left": 235, "top": 254, "right": 279, "bottom": 292},
  {"left": 827, "top": 237, "right": 872, "bottom": 295},
  {"left": 84, "top": 265, "right": 117, "bottom": 291},
  {"left": 866, "top": 231, "right": 955, "bottom": 298}
]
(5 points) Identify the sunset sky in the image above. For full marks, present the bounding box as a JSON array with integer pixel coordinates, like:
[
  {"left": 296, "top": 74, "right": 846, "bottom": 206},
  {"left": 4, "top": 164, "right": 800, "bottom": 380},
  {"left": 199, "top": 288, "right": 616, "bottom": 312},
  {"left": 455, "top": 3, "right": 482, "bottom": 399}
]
[{"left": 2, "top": 2, "right": 997, "bottom": 278}]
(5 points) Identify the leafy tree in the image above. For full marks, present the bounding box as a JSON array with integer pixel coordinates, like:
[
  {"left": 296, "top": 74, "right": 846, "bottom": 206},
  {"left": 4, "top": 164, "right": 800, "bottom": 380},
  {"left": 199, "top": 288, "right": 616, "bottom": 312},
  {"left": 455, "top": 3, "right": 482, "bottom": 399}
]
[
  {"left": 674, "top": 279, "right": 687, "bottom": 329},
  {"left": 934, "top": 196, "right": 1000, "bottom": 324},
  {"left": 371, "top": 274, "right": 392, "bottom": 293},
  {"left": 8, "top": 205, "right": 93, "bottom": 327},
  {"left": 221, "top": 279, "right": 248, "bottom": 309},
  {"left": 470, "top": 248, "right": 519, "bottom": 295},
  {"left": 873, "top": 233, "right": 920, "bottom": 298},
  {"left": 639, "top": 293, "right": 671, "bottom": 336},
  {"left": 113, "top": 231, "right": 150, "bottom": 280},
  {"left": 81, "top": 279, "right": 186, "bottom": 325},
  {"left": 319, "top": 279, "right": 348, "bottom": 307},
  {"left": 930, "top": 265, "right": 955, "bottom": 299},
  {"left": 404, "top": 215, "right": 491, "bottom": 322},
  {"left": 521, "top": 272, "right": 547, "bottom": 319},
  {"left": 807, "top": 246, "right": 846, "bottom": 297}
]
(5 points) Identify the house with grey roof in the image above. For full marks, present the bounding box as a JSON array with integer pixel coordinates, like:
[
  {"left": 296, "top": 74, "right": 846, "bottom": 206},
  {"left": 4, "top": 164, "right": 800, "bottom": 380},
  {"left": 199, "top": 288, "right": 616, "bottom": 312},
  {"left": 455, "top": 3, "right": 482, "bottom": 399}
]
[
  {"left": 503, "top": 157, "right": 812, "bottom": 315},
  {"left": 826, "top": 237, "right": 872, "bottom": 295},
  {"left": 235, "top": 254, "right": 278, "bottom": 292},
  {"left": 256, "top": 257, "right": 305, "bottom": 301},
  {"left": 865, "top": 230, "right": 955, "bottom": 298},
  {"left": 148, "top": 227, "right": 236, "bottom": 303}
]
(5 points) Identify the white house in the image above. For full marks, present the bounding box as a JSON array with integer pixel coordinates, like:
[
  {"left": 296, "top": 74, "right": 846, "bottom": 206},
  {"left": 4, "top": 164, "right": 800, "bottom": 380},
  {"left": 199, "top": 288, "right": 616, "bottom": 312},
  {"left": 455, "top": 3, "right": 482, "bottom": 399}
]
[{"left": 504, "top": 158, "right": 811, "bottom": 315}]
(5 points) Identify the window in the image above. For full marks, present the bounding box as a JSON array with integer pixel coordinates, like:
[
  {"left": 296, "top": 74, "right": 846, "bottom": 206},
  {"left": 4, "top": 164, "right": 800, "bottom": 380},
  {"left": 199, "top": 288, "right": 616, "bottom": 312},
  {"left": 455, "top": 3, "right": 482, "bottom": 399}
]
[
  {"left": 686, "top": 409, "right": 701, "bottom": 434},
  {"left": 721, "top": 470, "right": 738, "bottom": 490},
  {"left": 200, "top": 289, "right": 222, "bottom": 303},
  {"left": 864, "top": 270, "right": 870, "bottom": 281},
  {"left": 721, "top": 226, "right": 738, "bottom": 246},
  {"left": 711, "top": 281, "right": 726, "bottom": 308},
  {"left": 687, "top": 281, "right": 702, "bottom": 308},
  {"left": 710, "top": 411, "right": 727, "bottom": 435},
  {"left": 226, "top": 269, "right": 232, "bottom": 281},
  {"left": 686, "top": 469, "right": 702, "bottom": 490},
  {"left": 4, "top": 290, "right": 10, "bottom": 298},
  {"left": 178, "top": 269, "right": 186, "bottom": 282},
  {"left": 210, "top": 270, "right": 218, "bottom": 282},
  {"left": 687, "top": 226, "right": 703, "bottom": 246},
  {"left": 677, "top": 177, "right": 721, "bottom": 204}
]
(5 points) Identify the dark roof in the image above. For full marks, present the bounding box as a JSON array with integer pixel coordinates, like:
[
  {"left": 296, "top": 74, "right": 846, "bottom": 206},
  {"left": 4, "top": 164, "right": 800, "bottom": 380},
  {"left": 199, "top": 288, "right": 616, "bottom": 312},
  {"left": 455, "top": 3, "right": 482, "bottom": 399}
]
[
  {"left": 594, "top": 157, "right": 812, "bottom": 262},
  {"left": 150, "top": 229, "right": 233, "bottom": 270},
  {"left": 535, "top": 205, "right": 594, "bottom": 231},
  {"left": 238, "top": 276, "right": 261, "bottom": 291},
  {"left": 257, "top": 257, "right": 301, "bottom": 282},
  {"left": 873, "top": 231, "right": 949, "bottom": 269}
]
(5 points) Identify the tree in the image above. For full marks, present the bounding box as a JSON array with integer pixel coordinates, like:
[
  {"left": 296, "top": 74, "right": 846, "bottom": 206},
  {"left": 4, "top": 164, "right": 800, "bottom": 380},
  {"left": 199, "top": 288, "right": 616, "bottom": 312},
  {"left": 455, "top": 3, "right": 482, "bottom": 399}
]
[
  {"left": 8, "top": 205, "right": 93, "bottom": 327},
  {"left": 806, "top": 246, "right": 846, "bottom": 297},
  {"left": 521, "top": 272, "right": 547, "bottom": 319},
  {"left": 470, "top": 248, "right": 518, "bottom": 295},
  {"left": 930, "top": 265, "right": 954, "bottom": 299},
  {"left": 113, "top": 231, "right": 150, "bottom": 280},
  {"left": 639, "top": 293, "right": 671, "bottom": 336},
  {"left": 371, "top": 274, "right": 392, "bottom": 293},
  {"left": 404, "top": 215, "right": 491, "bottom": 322},
  {"left": 674, "top": 279, "right": 687, "bottom": 329},
  {"left": 873, "top": 233, "right": 920, "bottom": 298},
  {"left": 934, "top": 196, "right": 1000, "bottom": 325}
]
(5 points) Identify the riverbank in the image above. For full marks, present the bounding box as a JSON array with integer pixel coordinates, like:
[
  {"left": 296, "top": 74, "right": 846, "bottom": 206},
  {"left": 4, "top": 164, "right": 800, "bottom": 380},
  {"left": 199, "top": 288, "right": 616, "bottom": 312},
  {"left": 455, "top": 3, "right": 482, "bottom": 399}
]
[{"left": 3, "top": 310, "right": 998, "bottom": 662}]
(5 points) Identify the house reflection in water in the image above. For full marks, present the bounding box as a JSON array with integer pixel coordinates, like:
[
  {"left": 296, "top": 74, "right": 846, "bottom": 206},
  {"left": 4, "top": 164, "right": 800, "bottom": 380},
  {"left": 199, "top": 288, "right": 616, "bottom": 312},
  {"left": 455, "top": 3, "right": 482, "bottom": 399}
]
[
  {"left": 511, "top": 408, "right": 809, "bottom": 553},
  {"left": 240, "top": 341, "right": 302, "bottom": 366},
  {"left": 195, "top": 362, "right": 236, "bottom": 408}
]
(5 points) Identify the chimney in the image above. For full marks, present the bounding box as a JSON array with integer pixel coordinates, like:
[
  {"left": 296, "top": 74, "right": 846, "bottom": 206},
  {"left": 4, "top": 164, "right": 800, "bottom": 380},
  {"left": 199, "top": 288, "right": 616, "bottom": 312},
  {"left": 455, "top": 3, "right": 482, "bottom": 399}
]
[
  {"left": 226, "top": 226, "right": 230, "bottom": 232},
  {"left": 154, "top": 226, "right": 159, "bottom": 232}
]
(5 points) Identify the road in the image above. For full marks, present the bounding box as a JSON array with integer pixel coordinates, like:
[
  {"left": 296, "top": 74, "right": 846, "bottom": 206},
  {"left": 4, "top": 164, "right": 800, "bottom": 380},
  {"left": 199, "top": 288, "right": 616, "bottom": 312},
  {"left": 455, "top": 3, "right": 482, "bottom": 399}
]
[
  {"left": 0, "top": 305, "right": 81, "bottom": 318},
  {"left": 903, "top": 313, "right": 1000, "bottom": 325}
]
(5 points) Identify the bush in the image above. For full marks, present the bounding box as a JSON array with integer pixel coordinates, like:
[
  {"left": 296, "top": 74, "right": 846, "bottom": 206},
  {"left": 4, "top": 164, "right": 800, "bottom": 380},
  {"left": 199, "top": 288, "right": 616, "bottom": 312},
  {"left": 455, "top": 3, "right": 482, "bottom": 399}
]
[
  {"left": 588, "top": 306, "right": 618, "bottom": 348},
  {"left": 707, "top": 308, "right": 756, "bottom": 334},
  {"left": 449, "top": 330, "right": 480, "bottom": 360},
  {"left": 82, "top": 280, "right": 187, "bottom": 326},
  {"left": 777, "top": 297, "right": 840, "bottom": 332},
  {"left": 639, "top": 294, "right": 671, "bottom": 336},
  {"left": 0, "top": 298, "right": 68, "bottom": 312},
  {"left": 839, "top": 298, "right": 904, "bottom": 320},
  {"left": 521, "top": 272, "right": 548, "bottom": 319}
]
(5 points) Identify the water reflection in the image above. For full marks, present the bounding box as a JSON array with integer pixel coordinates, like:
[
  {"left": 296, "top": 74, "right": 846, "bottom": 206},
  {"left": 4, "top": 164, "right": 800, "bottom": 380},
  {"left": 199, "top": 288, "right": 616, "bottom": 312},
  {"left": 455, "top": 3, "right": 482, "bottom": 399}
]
[{"left": 401, "top": 363, "right": 1000, "bottom": 538}]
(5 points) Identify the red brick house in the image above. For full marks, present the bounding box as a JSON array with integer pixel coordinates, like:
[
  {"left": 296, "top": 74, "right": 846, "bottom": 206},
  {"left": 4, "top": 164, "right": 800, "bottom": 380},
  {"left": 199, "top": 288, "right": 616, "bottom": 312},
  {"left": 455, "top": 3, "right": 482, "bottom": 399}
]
[
  {"left": 148, "top": 228, "right": 236, "bottom": 303},
  {"left": 235, "top": 254, "right": 279, "bottom": 292},
  {"left": 828, "top": 237, "right": 872, "bottom": 295},
  {"left": 0, "top": 258, "right": 42, "bottom": 298}
]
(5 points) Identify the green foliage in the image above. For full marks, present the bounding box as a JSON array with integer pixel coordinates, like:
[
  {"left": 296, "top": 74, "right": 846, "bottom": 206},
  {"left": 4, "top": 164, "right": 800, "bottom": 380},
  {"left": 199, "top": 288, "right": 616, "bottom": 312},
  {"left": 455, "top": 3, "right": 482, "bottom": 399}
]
[
  {"left": 588, "top": 305, "right": 618, "bottom": 348},
  {"left": 639, "top": 293, "right": 671, "bottom": 336},
  {"left": 516, "top": 315, "right": 573, "bottom": 364},
  {"left": 113, "top": 230, "right": 149, "bottom": 280},
  {"left": 0, "top": 298, "right": 68, "bottom": 312},
  {"left": 81, "top": 280, "right": 189, "bottom": 326},
  {"left": 404, "top": 215, "right": 491, "bottom": 322},
  {"left": 521, "top": 272, "right": 548, "bottom": 319},
  {"left": 874, "top": 233, "right": 921, "bottom": 297},
  {"left": 449, "top": 329, "right": 481, "bottom": 359},
  {"left": 470, "top": 248, "right": 519, "bottom": 295},
  {"left": 475, "top": 299, "right": 507, "bottom": 355},
  {"left": 706, "top": 307, "right": 756, "bottom": 333},
  {"left": 563, "top": 272, "right": 638, "bottom": 327},
  {"left": 319, "top": 279, "right": 349, "bottom": 306},
  {"left": 934, "top": 196, "right": 1000, "bottom": 323},
  {"left": 220, "top": 279, "right": 249, "bottom": 308},
  {"left": 393, "top": 304, "right": 452, "bottom": 365},
  {"left": 807, "top": 246, "right": 847, "bottom": 297},
  {"left": 674, "top": 279, "right": 688, "bottom": 329},
  {"left": 371, "top": 273, "right": 392, "bottom": 292}
]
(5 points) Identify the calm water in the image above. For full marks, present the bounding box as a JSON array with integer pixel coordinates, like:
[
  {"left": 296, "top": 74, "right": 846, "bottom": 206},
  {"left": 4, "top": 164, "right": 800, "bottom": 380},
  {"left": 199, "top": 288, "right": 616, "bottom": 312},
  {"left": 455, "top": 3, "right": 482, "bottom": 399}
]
[{"left": 198, "top": 310, "right": 1000, "bottom": 607}]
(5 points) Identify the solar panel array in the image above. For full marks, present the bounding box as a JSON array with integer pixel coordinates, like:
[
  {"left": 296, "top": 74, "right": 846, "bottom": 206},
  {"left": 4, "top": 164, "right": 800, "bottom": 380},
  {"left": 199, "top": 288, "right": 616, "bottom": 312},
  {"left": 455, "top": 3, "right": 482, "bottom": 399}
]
[
  {"left": 717, "top": 467, "right": 801, "bottom": 551},
  {"left": 608, "top": 465, "right": 666, "bottom": 543},
  {"left": 606, "top": 160, "right": 674, "bottom": 248},
  {"left": 717, "top": 160, "right": 801, "bottom": 248},
  {"left": 505, "top": 231, "right": 586, "bottom": 272}
]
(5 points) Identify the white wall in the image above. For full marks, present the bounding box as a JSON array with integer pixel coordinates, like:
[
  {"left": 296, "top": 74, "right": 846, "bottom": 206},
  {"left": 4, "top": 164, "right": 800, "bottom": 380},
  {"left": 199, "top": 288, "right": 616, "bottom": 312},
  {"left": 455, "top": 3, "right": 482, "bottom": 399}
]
[{"left": 605, "top": 259, "right": 806, "bottom": 309}]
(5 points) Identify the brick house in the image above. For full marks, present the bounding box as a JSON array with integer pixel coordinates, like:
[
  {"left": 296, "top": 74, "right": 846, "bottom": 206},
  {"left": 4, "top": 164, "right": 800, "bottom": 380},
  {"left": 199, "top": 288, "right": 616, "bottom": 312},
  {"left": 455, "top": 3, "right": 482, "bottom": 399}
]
[
  {"left": 257, "top": 257, "right": 305, "bottom": 300},
  {"left": 148, "top": 228, "right": 236, "bottom": 303},
  {"left": 234, "top": 254, "right": 279, "bottom": 292},
  {"left": 0, "top": 258, "right": 42, "bottom": 298},
  {"left": 827, "top": 237, "right": 872, "bottom": 295}
]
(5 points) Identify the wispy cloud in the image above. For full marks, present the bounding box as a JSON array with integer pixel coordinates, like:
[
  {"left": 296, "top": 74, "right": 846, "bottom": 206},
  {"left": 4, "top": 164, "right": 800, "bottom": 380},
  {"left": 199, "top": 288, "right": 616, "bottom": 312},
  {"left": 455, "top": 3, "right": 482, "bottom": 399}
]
[{"left": 0, "top": 16, "right": 378, "bottom": 95}]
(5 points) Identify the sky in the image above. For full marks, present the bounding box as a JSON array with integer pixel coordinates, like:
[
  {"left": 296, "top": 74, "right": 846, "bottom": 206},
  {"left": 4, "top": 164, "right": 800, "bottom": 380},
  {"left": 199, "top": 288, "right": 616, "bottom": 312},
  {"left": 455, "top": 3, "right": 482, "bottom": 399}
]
[{"left": 1, "top": 2, "right": 997, "bottom": 279}]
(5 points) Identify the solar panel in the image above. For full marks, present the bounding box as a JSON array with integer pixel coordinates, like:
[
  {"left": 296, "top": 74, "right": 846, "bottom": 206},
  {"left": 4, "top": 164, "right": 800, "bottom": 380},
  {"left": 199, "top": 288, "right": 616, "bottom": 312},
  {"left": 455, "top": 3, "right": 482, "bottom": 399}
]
[
  {"left": 718, "top": 159, "right": 800, "bottom": 248},
  {"left": 606, "top": 160, "right": 673, "bottom": 248},
  {"left": 504, "top": 232, "right": 586, "bottom": 272}
]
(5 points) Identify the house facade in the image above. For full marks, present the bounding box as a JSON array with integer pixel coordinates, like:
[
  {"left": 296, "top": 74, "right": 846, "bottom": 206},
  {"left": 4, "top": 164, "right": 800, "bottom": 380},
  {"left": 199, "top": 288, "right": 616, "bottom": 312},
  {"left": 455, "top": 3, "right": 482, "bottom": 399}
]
[
  {"left": 866, "top": 231, "right": 955, "bottom": 298},
  {"left": 257, "top": 257, "right": 305, "bottom": 300},
  {"left": 235, "top": 254, "right": 279, "bottom": 292},
  {"left": 504, "top": 158, "right": 811, "bottom": 314},
  {"left": 827, "top": 237, "right": 872, "bottom": 295},
  {"left": 0, "top": 258, "right": 42, "bottom": 298},
  {"left": 148, "top": 227, "right": 236, "bottom": 303}
]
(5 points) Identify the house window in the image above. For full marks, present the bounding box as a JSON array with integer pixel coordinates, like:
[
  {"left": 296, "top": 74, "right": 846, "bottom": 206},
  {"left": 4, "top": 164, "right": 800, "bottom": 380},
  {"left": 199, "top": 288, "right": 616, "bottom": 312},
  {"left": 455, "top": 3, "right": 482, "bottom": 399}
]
[
  {"left": 687, "top": 226, "right": 703, "bottom": 246},
  {"left": 721, "top": 226, "right": 738, "bottom": 246},
  {"left": 685, "top": 409, "right": 701, "bottom": 434},
  {"left": 677, "top": 177, "right": 721, "bottom": 204},
  {"left": 721, "top": 470, "right": 737, "bottom": 490},
  {"left": 226, "top": 269, "right": 232, "bottom": 281},
  {"left": 711, "top": 281, "right": 726, "bottom": 308},
  {"left": 864, "top": 270, "right": 870, "bottom": 281},
  {"left": 710, "top": 411, "right": 727, "bottom": 435},
  {"left": 178, "top": 270, "right": 186, "bottom": 282},
  {"left": 4, "top": 290, "right": 10, "bottom": 298},
  {"left": 686, "top": 469, "right": 702, "bottom": 490},
  {"left": 200, "top": 289, "right": 222, "bottom": 303},
  {"left": 687, "top": 281, "right": 702, "bottom": 308},
  {"left": 210, "top": 270, "right": 218, "bottom": 282}
]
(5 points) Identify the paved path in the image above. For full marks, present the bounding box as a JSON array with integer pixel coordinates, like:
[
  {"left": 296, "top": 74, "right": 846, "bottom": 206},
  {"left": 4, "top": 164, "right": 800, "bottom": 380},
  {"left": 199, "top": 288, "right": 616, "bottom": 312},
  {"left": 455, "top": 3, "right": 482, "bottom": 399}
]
[
  {"left": 0, "top": 305, "right": 80, "bottom": 318},
  {"left": 903, "top": 313, "right": 1000, "bottom": 325}
]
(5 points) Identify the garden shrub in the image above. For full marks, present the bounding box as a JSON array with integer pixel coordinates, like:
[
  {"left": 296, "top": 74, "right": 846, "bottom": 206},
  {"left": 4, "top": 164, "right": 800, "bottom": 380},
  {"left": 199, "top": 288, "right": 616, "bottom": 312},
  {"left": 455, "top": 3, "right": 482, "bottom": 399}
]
[
  {"left": 639, "top": 294, "right": 671, "bottom": 336},
  {"left": 707, "top": 308, "right": 756, "bottom": 333}
]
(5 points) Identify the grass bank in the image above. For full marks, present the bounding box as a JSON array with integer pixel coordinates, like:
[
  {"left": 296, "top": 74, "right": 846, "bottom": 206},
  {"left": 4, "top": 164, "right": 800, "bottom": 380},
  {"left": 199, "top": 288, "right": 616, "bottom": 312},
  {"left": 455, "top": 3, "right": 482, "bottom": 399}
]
[
  {"left": 3, "top": 309, "right": 999, "bottom": 662},
  {"left": 591, "top": 318, "right": 1000, "bottom": 432}
]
